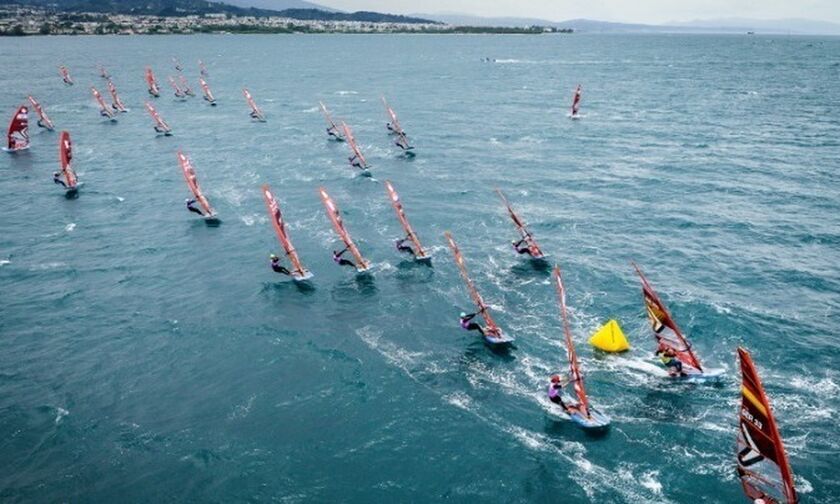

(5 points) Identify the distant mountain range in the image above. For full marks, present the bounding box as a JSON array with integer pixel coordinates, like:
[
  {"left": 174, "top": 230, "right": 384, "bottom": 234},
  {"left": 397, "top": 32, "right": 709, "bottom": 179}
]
[{"left": 416, "top": 12, "right": 840, "bottom": 35}]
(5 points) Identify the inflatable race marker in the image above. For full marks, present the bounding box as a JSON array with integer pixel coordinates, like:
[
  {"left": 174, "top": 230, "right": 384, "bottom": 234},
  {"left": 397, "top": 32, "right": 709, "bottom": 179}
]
[{"left": 589, "top": 319, "right": 629, "bottom": 352}]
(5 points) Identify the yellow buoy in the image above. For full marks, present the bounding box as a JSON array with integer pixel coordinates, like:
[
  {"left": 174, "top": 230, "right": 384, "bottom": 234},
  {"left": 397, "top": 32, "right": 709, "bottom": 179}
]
[{"left": 589, "top": 319, "right": 630, "bottom": 352}]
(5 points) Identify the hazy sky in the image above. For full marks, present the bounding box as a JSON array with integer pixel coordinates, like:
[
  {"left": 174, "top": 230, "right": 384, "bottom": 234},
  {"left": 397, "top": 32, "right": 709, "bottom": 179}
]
[{"left": 316, "top": 0, "right": 840, "bottom": 24}]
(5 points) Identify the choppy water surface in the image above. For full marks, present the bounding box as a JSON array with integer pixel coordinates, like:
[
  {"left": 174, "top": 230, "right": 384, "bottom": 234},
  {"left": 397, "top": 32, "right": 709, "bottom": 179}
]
[{"left": 1, "top": 33, "right": 839, "bottom": 502}]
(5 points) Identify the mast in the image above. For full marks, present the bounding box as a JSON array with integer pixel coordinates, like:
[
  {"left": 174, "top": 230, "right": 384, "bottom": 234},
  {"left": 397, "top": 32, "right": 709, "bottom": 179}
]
[
  {"left": 261, "top": 184, "right": 309, "bottom": 278},
  {"left": 384, "top": 180, "right": 427, "bottom": 259},
  {"left": 496, "top": 189, "right": 544, "bottom": 257},
  {"left": 553, "top": 265, "right": 591, "bottom": 417},
  {"left": 318, "top": 187, "right": 370, "bottom": 270},
  {"left": 445, "top": 232, "right": 500, "bottom": 333}
]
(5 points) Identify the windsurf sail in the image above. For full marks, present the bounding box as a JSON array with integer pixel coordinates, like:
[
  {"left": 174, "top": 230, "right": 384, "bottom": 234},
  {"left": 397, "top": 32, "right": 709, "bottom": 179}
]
[
  {"left": 445, "top": 231, "right": 502, "bottom": 336},
  {"left": 243, "top": 88, "right": 265, "bottom": 121},
  {"left": 59, "top": 65, "right": 73, "bottom": 85},
  {"left": 145, "top": 67, "right": 160, "bottom": 97},
  {"left": 262, "top": 184, "right": 311, "bottom": 279},
  {"left": 632, "top": 262, "right": 703, "bottom": 372},
  {"left": 553, "top": 265, "right": 592, "bottom": 418},
  {"left": 168, "top": 76, "right": 186, "bottom": 99},
  {"left": 571, "top": 85, "right": 582, "bottom": 116},
  {"left": 341, "top": 122, "right": 368, "bottom": 170},
  {"left": 144, "top": 102, "right": 172, "bottom": 135},
  {"left": 58, "top": 130, "right": 77, "bottom": 188},
  {"left": 178, "top": 75, "right": 195, "bottom": 96},
  {"left": 496, "top": 189, "right": 545, "bottom": 258},
  {"left": 91, "top": 87, "right": 115, "bottom": 119},
  {"left": 384, "top": 180, "right": 428, "bottom": 260},
  {"left": 98, "top": 64, "right": 110, "bottom": 80},
  {"left": 107, "top": 80, "right": 128, "bottom": 112},
  {"left": 199, "top": 59, "right": 209, "bottom": 77},
  {"left": 381, "top": 96, "right": 404, "bottom": 135},
  {"left": 172, "top": 56, "right": 183, "bottom": 72},
  {"left": 27, "top": 96, "right": 55, "bottom": 130},
  {"left": 318, "top": 101, "right": 343, "bottom": 140},
  {"left": 6, "top": 105, "right": 30, "bottom": 151},
  {"left": 736, "top": 347, "right": 798, "bottom": 504},
  {"left": 318, "top": 187, "right": 370, "bottom": 271},
  {"left": 199, "top": 78, "right": 216, "bottom": 104},
  {"left": 177, "top": 151, "right": 215, "bottom": 216}
]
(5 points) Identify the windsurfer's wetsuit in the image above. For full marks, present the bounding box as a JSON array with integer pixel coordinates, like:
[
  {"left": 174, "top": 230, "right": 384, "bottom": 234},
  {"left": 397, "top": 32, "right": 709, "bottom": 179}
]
[
  {"left": 154, "top": 126, "right": 167, "bottom": 134},
  {"left": 395, "top": 238, "right": 415, "bottom": 257},
  {"left": 395, "top": 134, "right": 410, "bottom": 151},
  {"left": 327, "top": 126, "right": 340, "bottom": 139},
  {"left": 186, "top": 199, "right": 204, "bottom": 216},
  {"left": 333, "top": 247, "right": 356, "bottom": 268},
  {"left": 459, "top": 313, "right": 485, "bottom": 336},
  {"left": 53, "top": 174, "right": 66, "bottom": 188},
  {"left": 37, "top": 119, "right": 46, "bottom": 129},
  {"left": 548, "top": 382, "right": 567, "bottom": 409},
  {"left": 349, "top": 155, "right": 363, "bottom": 168},
  {"left": 656, "top": 348, "right": 687, "bottom": 377},
  {"left": 271, "top": 257, "right": 291, "bottom": 275},
  {"left": 513, "top": 239, "right": 533, "bottom": 256}
]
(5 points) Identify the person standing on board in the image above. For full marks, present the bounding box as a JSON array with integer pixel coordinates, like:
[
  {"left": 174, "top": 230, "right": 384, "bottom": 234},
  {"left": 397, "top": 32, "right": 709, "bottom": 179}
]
[
  {"left": 395, "top": 237, "right": 416, "bottom": 257},
  {"left": 333, "top": 247, "right": 357, "bottom": 269},
  {"left": 327, "top": 125, "right": 341, "bottom": 139},
  {"left": 656, "top": 343, "right": 687, "bottom": 377},
  {"left": 269, "top": 254, "right": 291, "bottom": 276},
  {"left": 571, "top": 85, "right": 582, "bottom": 117},
  {"left": 548, "top": 375, "right": 580, "bottom": 414},
  {"left": 459, "top": 312, "right": 485, "bottom": 337},
  {"left": 349, "top": 154, "right": 363, "bottom": 169},
  {"left": 395, "top": 132, "right": 410, "bottom": 151},
  {"left": 53, "top": 172, "right": 66, "bottom": 188},
  {"left": 512, "top": 238, "right": 535, "bottom": 256},
  {"left": 185, "top": 198, "right": 204, "bottom": 216}
]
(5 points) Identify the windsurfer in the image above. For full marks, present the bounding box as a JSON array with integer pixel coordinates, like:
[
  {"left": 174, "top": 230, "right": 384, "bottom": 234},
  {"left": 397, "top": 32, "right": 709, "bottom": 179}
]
[
  {"left": 512, "top": 238, "right": 534, "bottom": 256},
  {"left": 327, "top": 125, "right": 341, "bottom": 138},
  {"left": 395, "top": 133, "right": 410, "bottom": 151},
  {"left": 270, "top": 254, "right": 291, "bottom": 275},
  {"left": 548, "top": 375, "right": 581, "bottom": 414},
  {"left": 186, "top": 198, "right": 204, "bottom": 216},
  {"left": 395, "top": 237, "right": 415, "bottom": 257},
  {"left": 349, "top": 154, "right": 362, "bottom": 168},
  {"left": 459, "top": 312, "right": 486, "bottom": 336},
  {"left": 53, "top": 172, "right": 66, "bottom": 188},
  {"left": 656, "top": 343, "right": 687, "bottom": 377},
  {"left": 333, "top": 247, "right": 356, "bottom": 268}
]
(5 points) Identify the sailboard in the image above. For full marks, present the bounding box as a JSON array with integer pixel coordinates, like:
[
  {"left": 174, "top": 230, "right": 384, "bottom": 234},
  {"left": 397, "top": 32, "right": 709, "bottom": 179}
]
[
  {"left": 107, "top": 80, "right": 128, "bottom": 113},
  {"left": 318, "top": 187, "right": 370, "bottom": 273},
  {"left": 570, "top": 85, "right": 582, "bottom": 118},
  {"left": 91, "top": 87, "right": 117, "bottom": 121},
  {"left": 632, "top": 262, "right": 721, "bottom": 382},
  {"left": 168, "top": 76, "right": 187, "bottom": 100},
  {"left": 551, "top": 265, "right": 610, "bottom": 429},
  {"left": 736, "top": 347, "right": 798, "bottom": 504},
  {"left": 27, "top": 96, "right": 55, "bottom": 131},
  {"left": 199, "top": 78, "right": 216, "bottom": 106},
  {"left": 496, "top": 189, "right": 547, "bottom": 260},
  {"left": 318, "top": 101, "right": 344, "bottom": 141},
  {"left": 3, "top": 105, "right": 30, "bottom": 153},
  {"left": 341, "top": 122, "right": 369, "bottom": 171},
  {"left": 445, "top": 231, "right": 513, "bottom": 345},
  {"left": 261, "top": 184, "right": 313, "bottom": 281},
  {"left": 145, "top": 67, "right": 160, "bottom": 97},
  {"left": 59, "top": 65, "right": 74, "bottom": 86},
  {"left": 243, "top": 88, "right": 266, "bottom": 122},
  {"left": 145, "top": 102, "right": 172, "bottom": 136},
  {"left": 384, "top": 180, "right": 430, "bottom": 263},
  {"left": 58, "top": 130, "right": 78, "bottom": 192},
  {"left": 178, "top": 75, "right": 195, "bottom": 97},
  {"left": 177, "top": 150, "right": 217, "bottom": 220}
]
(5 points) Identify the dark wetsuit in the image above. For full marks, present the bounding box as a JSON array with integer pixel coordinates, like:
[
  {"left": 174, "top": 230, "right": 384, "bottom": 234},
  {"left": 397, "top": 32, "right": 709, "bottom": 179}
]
[
  {"left": 327, "top": 126, "right": 341, "bottom": 139},
  {"left": 349, "top": 155, "right": 363, "bottom": 168},
  {"left": 54, "top": 175, "right": 66, "bottom": 188},
  {"left": 513, "top": 239, "right": 533, "bottom": 256},
  {"left": 395, "top": 238, "right": 415, "bottom": 257},
  {"left": 395, "top": 134, "right": 410, "bottom": 151},
  {"left": 271, "top": 258, "right": 290, "bottom": 275},
  {"left": 186, "top": 199, "right": 204, "bottom": 216},
  {"left": 333, "top": 248, "right": 356, "bottom": 268},
  {"left": 459, "top": 313, "right": 485, "bottom": 336}
]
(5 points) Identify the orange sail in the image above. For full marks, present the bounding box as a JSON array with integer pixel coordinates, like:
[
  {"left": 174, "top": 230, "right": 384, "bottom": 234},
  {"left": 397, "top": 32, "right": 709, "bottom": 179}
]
[
  {"left": 107, "top": 80, "right": 128, "bottom": 112},
  {"left": 91, "top": 87, "right": 115, "bottom": 119},
  {"left": 199, "top": 78, "right": 216, "bottom": 105},
  {"left": 27, "top": 96, "right": 55, "bottom": 130},
  {"left": 5, "top": 105, "right": 29, "bottom": 151},
  {"left": 145, "top": 67, "right": 160, "bottom": 97},
  {"left": 318, "top": 187, "right": 370, "bottom": 271},
  {"left": 736, "top": 348, "right": 797, "bottom": 504},
  {"left": 552, "top": 265, "right": 591, "bottom": 418},
  {"left": 144, "top": 102, "right": 171, "bottom": 134},
  {"left": 496, "top": 189, "right": 545, "bottom": 258},
  {"left": 341, "top": 122, "right": 368, "bottom": 170},
  {"left": 59, "top": 65, "right": 73, "bottom": 85},
  {"left": 381, "top": 96, "right": 404, "bottom": 134},
  {"left": 632, "top": 262, "right": 703, "bottom": 372},
  {"left": 261, "top": 184, "right": 311, "bottom": 279},
  {"left": 58, "top": 131, "right": 77, "bottom": 188},
  {"left": 177, "top": 151, "right": 214, "bottom": 216},
  {"left": 319, "top": 101, "right": 343, "bottom": 140},
  {"left": 445, "top": 231, "right": 502, "bottom": 336},
  {"left": 384, "top": 180, "right": 428, "bottom": 260},
  {"left": 243, "top": 88, "right": 265, "bottom": 121}
]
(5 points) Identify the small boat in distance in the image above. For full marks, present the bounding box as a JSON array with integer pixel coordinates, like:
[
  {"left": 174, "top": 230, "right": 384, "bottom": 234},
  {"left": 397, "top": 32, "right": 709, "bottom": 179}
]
[
  {"left": 27, "top": 96, "right": 55, "bottom": 131},
  {"left": 145, "top": 102, "right": 172, "bottom": 136},
  {"left": 91, "top": 87, "right": 117, "bottom": 122},
  {"left": 58, "top": 130, "right": 79, "bottom": 196},
  {"left": 3, "top": 105, "right": 30, "bottom": 153},
  {"left": 59, "top": 65, "right": 74, "bottom": 86},
  {"left": 145, "top": 67, "right": 160, "bottom": 97}
]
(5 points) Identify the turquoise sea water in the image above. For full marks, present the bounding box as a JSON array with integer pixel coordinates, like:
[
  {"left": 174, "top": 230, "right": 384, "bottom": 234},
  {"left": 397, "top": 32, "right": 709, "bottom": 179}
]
[{"left": 1, "top": 33, "right": 839, "bottom": 502}]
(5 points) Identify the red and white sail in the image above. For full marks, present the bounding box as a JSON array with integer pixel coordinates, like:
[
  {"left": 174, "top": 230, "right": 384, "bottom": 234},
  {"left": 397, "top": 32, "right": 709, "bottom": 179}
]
[
  {"left": 98, "top": 64, "right": 110, "bottom": 80},
  {"left": 91, "top": 87, "right": 115, "bottom": 119},
  {"left": 144, "top": 102, "right": 171, "bottom": 134},
  {"left": 178, "top": 151, "right": 214, "bottom": 216},
  {"left": 445, "top": 232, "right": 502, "bottom": 336},
  {"left": 145, "top": 67, "right": 160, "bottom": 97},
  {"left": 178, "top": 75, "right": 195, "bottom": 96},
  {"left": 553, "top": 265, "right": 592, "bottom": 418},
  {"left": 262, "top": 184, "right": 311, "bottom": 279},
  {"left": 5, "top": 105, "right": 30, "bottom": 151},
  {"left": 318, "top": 187, "right": 370, "bottom": 271},
  {"left": 27, "top": 96, "right": 55, "bottom": 130},
  {"left": 736, "top": 347, "right": 797, "bottom": 504},
  {"left": 168, "top": 76, "right": 186, "bottom": 99},
  {"left": 496, "top": 189, "right": 546, "bottom": 258},
  {"left": 107, "top": 80, "right": 128, "bottom": 112},
  {"left": 381, "top": 96, "right": 404, "bottom": 135},
  {"left": 341, "top": 122, "right": 368, "bottom": 170},
  {"left": 199, "top": 78, "right": 216, "bottom": 104},
  {"left": 58, "top": 130, "right": 77, "bottom": 188},
  {"left": 59, "top": 65, "right": 74, "bottom": 85},
  {"left": 571, "top": 85, "right": 582, "bottom": 116},
  {"left": 384, "top": 180, "right": 428, "bottom": 260},
  {"left": 632, "top": 262, "right": 703, "bottom": 372},
  {"left": 318, "top": 101, "right": 343, "bottom": 140},
  {"left": 243, "top": 88, "right": 265, "bottom": 121}
]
